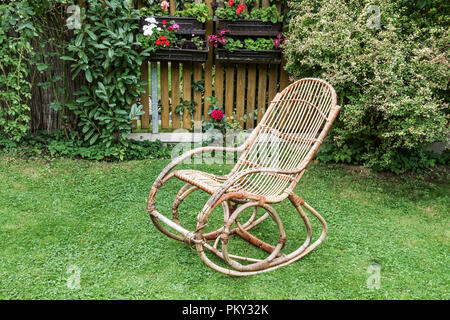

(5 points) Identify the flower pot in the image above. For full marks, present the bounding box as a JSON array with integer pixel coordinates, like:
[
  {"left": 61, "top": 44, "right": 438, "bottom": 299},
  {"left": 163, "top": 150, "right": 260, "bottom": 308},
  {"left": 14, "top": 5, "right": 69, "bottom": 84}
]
[
  {"left": 216, "top": 48, "right": 281, "bottom": 64},
  {"left": 216, "top": 19, "right": 282, "bottom": 37},
  {"left": 142, "top": 16, "right": 205, "bottom": 36},
  {"left": 148, "top": 41, "right": 209, "bottom": 62}
]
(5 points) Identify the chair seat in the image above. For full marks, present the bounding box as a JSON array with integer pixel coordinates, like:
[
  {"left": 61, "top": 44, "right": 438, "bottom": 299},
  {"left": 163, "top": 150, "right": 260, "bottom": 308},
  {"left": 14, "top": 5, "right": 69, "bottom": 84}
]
[{"left": 173, "top": 170, "right": 238, "bottom": 194}]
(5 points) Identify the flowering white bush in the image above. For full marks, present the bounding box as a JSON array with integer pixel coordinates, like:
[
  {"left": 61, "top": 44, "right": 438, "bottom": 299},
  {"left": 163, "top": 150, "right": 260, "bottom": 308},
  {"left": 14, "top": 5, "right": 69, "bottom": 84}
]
[{"left": 284, "top": 0, "right": 449, "bottom": 172}]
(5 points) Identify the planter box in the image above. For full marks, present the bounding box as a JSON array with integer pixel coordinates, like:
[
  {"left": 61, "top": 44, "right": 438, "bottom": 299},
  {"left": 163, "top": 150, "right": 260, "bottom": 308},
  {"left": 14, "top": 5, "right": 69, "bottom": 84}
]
[
  {"left": 216, "top": 19, "right": 282, "bottom": 37},
  {"left": 148, "top": 41, "right": 209, "bottom": 62},
  {"left": 142, "top": 16, "right": 205, "bottom": 36},
  {"left": 216, "top": 48, "right": 281, "bottom": 64}
]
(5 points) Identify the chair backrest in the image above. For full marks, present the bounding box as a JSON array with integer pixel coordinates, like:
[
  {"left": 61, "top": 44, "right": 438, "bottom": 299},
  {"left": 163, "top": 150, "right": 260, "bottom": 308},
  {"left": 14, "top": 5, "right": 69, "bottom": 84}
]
[{"left": 232, "top": 78, "right": 339, "bottom": 201}]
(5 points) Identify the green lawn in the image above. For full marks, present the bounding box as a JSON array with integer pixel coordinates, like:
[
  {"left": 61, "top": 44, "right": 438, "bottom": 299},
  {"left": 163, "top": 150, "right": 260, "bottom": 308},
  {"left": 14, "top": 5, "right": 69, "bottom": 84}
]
[{"left": 0, "top": 156, "right": 448, "bottom": 299}]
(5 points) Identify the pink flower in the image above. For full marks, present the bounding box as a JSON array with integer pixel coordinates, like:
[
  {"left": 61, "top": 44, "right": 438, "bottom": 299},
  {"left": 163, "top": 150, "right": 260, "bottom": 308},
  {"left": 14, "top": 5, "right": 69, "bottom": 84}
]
[
  {"left": 273, "top": 34, "right": 284, "bottom": 48},
  {"left": 208, "top": 30, "right": 230, "bottom": 48},
  {"left": 160, "top": 1, "right": 170, "bottom": 12},
  {"left": 172, "top": 23, "right": 179, "bottom": 30},
  {"left": 211, "top": 109, "right": 224, "bottom": 121}
]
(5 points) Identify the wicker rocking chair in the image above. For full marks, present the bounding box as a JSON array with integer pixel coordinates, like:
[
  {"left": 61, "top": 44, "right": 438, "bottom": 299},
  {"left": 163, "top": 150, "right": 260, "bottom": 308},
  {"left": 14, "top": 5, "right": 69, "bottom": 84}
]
[{"left": 147, "top": 78, "right": 341, "bottom": 276}]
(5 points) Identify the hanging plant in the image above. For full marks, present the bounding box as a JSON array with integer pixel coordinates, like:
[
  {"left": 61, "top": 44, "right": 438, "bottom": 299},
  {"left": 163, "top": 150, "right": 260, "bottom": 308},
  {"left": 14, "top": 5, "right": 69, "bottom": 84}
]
[
  {"left": 138, "top": 18, "right": 179, "bottom": 52},
  {"left": 215, "top": 3, "right": 283, "bottom": 36},
  {"left": 175, "top": 3, "right": 211, "bottom": 23},
  {"left": 139, "top": 1, "right": 211, "bottom": 23},
  {"left": 209, "top": 30, "right": 282, "bottom": 64},
  {"left": 215, "top": 0, "right": 249, "bottom": 21},
  {"left": 139, "top": 18, "right": 209, "bottom": 62}
]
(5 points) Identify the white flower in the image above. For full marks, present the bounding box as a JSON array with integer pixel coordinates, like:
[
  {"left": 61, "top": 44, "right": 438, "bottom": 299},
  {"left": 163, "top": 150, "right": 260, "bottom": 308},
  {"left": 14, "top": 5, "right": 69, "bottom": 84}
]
[
  {"left": 143, "top": 28, "right": 153, "bottom": 36},
  {"left": 143, "top": 23, "right": 159, "bottom": 35},
  {"left": 145, "top": 17, "right": 157, "bottom": 24}
]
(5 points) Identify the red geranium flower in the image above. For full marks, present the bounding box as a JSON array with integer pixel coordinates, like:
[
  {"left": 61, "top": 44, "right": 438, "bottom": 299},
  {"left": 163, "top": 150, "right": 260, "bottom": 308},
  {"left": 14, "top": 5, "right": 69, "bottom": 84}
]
[
  {"left": 162, "top": 20, "right": 166, "bottom": 25},
  {"left": 211, "top": 109, "right": 224, "bottom": 121},
  {"left": 168, "top": 26, "right": 173, "bottom": 31},
  {"left": 156, "top": 39, "right": 162, "bottom": 45},
  {"left": 236, "top": 4, "right": 245, "bottom": 15},
  {"left": 228, "top": 0, "right": 234, "bottom": 6}
]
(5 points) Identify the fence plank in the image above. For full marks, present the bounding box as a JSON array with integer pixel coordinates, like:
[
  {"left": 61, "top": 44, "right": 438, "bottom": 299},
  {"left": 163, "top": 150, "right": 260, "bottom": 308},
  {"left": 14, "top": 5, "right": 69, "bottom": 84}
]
[
  {"left": 204, "top": 0, "right": 213, "bottom": 120},
  {"left": 279, "top": 0, "right": 290, "bottom": 90},
  {"left": 246, "top": 64, "right": 256, "bottom": 128},
  {"left": 140, "top": 62, "right": 150, "bottom": 130},
  {"left": 160, "top": 61, "right": 170, "bottom": 129},
  {"left": 169, "top": 0, "right": 176, "bottom": 15},
  {"left": 215, "top": 62, "right": 224, "bottom": 107},
  {"left": 236, "top": 65, "right": 246, "bottom": 127},
  {"left": 225, "top": 64, "right": 235, "bottom": 119},
  {"left": 193, "top": 62, "right": 203, "bottom": 130},
  {"left": 280, "top": 56, "right": 289, "bottom": 90},
  {"left": 257, "top": 65, "right": 267, "bottom": 123},
  {"left": 171, "top": 62, "right": 180, "bottom": 129},
  {"left": 182, "top": 62, "right": 192, "bottom": 129},
  {"left": 257, "top": 0, "right": 270, "bottom": 125},
  {"left": 268, "top": 64, "right": 278, "bottom": 103}
]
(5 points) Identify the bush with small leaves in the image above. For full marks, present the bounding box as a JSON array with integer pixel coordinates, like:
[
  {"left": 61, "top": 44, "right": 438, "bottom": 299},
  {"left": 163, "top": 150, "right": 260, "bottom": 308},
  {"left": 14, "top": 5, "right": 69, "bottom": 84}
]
[{"left": 284, "top": 0, "right": 449, "bottom": 173}]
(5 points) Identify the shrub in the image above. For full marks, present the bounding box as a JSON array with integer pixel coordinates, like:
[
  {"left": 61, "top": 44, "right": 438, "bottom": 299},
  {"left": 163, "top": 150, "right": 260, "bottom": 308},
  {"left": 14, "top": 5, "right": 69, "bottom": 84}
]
[
  {"left": 284, "top": 0, "right": 449, "bottom": 173},
  {"left": 63, "top": 0, "right": 149, "bottom": 148},
  {"left": 0, "top": 130, "right": 173, "bottom": 161}
]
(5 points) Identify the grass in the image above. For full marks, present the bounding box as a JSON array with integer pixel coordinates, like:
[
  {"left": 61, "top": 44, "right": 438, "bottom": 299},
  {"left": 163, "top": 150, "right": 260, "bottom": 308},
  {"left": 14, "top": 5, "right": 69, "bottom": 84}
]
[{"left": 0, "top": 156, "right": 448, "bottom": 299}]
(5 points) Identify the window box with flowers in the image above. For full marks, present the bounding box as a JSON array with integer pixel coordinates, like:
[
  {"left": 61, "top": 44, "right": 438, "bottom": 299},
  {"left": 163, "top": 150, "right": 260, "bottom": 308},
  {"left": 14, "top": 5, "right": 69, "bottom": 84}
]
[
  {"left": 139, "top": 18, "right": 209, "bottom": 62},
  {"left": 215, "top": 1, "right": 283, "bottom": 37},
  {"left": 209, "top": 31, "right": 283, "bottom": 64},
  {"left": 139, "top": 1, "right": 211, "bottom": 36}
]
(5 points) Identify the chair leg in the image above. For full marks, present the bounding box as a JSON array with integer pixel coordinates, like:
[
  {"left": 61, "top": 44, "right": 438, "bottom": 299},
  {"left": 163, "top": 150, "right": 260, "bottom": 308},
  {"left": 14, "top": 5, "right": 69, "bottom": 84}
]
[
  {"left": 193, "top": 193, "right": 327, "bottom": 276},
  {"left": 149, "top": 176, "right": 327, "bottom": 276},
  {"left": 148, "top": 174, "right": 192, "bottom": 243}
]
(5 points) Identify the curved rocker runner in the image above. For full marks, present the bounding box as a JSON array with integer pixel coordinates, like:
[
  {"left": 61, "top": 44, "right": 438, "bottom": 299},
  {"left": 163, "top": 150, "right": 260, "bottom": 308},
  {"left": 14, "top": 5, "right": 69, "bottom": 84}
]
[{"left": 147, "top": 78, "right": 341, "bottom": 276}]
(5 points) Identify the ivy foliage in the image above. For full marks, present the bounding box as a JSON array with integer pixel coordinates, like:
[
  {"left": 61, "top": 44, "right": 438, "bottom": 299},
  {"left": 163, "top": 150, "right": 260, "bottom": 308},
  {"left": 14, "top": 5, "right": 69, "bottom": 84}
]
[
  {"left": 284, "top": 0, "right": 449, "bottom": 173},
  {"left": 0, "top": 1, "right": 37, "bottom": 141},
  {"left": 63, "top": 0, "right": 150, "bottom": 147}
]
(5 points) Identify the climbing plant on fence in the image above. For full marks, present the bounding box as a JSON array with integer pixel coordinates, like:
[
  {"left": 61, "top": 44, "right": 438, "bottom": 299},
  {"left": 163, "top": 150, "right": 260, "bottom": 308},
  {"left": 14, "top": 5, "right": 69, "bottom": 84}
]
[
  {"left": 0, "top": 1, "right": 37, "bottom": 141},
  {"left": 63, "top": 0, "right": 150, "bottom": 147}
]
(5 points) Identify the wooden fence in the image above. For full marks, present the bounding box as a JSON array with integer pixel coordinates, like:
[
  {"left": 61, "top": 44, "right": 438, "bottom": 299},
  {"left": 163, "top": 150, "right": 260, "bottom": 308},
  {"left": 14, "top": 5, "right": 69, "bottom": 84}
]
[{"left": 136, "top": 0, "right": 290, "bottom": 132}]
